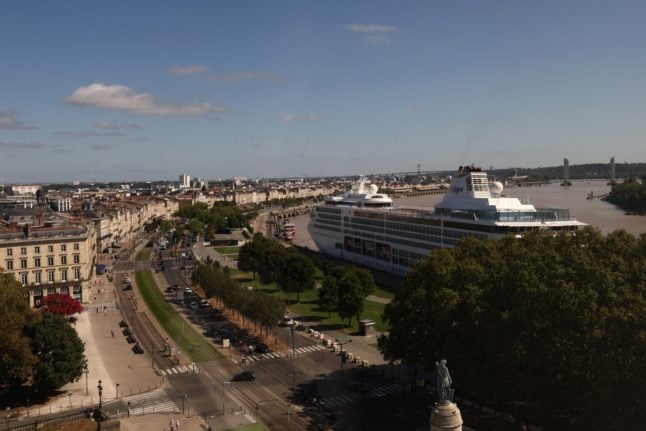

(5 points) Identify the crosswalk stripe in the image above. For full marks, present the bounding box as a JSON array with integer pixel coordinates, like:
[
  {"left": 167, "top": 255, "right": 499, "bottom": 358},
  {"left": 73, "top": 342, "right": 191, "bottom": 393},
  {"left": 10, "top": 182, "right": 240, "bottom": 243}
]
[
  {"left": 325, "top": 398, "right": 341, "bottom": 407},
  {"left": 178, "top": 366, "right": 187, "bottom": 373},
  {"left": 267, "top": 352, "right": 279, "bottom": 358}
]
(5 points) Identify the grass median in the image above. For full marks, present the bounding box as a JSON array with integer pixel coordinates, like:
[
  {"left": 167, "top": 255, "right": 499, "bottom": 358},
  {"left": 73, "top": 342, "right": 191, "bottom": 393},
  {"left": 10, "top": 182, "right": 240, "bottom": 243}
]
[{"left": 135, "top": 269, "right": 222, "bottom": 363}]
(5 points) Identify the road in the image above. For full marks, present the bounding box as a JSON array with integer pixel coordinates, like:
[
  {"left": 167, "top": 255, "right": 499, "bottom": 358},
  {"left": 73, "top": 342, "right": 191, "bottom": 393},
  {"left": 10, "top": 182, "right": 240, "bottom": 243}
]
[{"left": 112, "top": 236, "right": 440, "bottom": 430}]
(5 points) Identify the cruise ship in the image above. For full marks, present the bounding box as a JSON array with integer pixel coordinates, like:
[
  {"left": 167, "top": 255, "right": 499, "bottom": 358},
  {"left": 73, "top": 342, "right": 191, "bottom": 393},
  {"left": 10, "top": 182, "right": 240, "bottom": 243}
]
[{"left": 307, "top": 165, "right": 586, "bottom": 276}]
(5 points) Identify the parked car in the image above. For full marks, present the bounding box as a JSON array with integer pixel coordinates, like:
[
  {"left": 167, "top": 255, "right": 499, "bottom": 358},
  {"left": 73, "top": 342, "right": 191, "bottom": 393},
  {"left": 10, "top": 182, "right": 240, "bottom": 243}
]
[
  {"left": 164, "top": 287, "right": 175, "bottom": 293},
  {"left": 189, "top": 301, "right": 200, "bottom": 311},
  {"left": 184, "top": 287, "right": 193, "bottom": 294},
  {"left": 123, "top": 284, "right": 133, "bottom": 291},
  {"left": 232, "top": 371, "right": 255, "bottom": 382},
  {"left": 199, "top": 299, "right": 209, "bottom": 308}
]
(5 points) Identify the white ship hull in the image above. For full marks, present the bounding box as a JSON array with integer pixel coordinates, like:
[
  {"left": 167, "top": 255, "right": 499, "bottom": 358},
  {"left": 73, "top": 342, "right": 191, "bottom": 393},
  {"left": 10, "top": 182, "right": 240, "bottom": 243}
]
[{"left": 307, "top": 166, "right": 585, "bottom": 276}]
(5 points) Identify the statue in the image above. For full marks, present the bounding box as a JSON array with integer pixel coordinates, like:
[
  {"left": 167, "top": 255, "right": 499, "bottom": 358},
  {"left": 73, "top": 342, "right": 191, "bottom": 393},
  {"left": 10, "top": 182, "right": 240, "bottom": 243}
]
[{"left": 436, "top": 359, "right": 454, "bottom": 403}]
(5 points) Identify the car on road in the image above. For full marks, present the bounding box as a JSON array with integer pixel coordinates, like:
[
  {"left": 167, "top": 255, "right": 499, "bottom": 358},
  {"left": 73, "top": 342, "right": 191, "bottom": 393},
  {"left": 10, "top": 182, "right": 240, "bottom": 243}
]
[
  {"left": 123, "top": 276, "right": 131, "bottom": 283},
  {"left": 123, "top": 284, "right": 133, "bottom": 291},
  {"left": 164, "top": 287, "right": 175, "bottom": 293},
  {"left": 199, "top": 299, "right": 209, "bottom": 308},
  {"left": 184, "top": 287, "right": 193, "bottom": 294},
  {"left": 189, "top": 301, "right": 200, "bottom": 311},
  {"left": 255, "top": 343, "right": 270, "bottom": 353},
  {"left": 232, "top": 371, "right": 255, "bottom": 382}
]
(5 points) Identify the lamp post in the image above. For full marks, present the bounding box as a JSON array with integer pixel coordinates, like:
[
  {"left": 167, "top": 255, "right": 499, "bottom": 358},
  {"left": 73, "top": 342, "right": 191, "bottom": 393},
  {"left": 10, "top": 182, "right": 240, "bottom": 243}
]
[
  {"left": 285, "top": 369, "right": 303, "bottom": 391},
  {"left": 337, "top": 339, "right": 352, "bottom": 372},
  {"left": 115, "top": 383, "right": 120, "bottom": 399},
  {"left": 84, "top": 367, "right": 89, "bottom": 395},
  {"left": 97, "top": 380, "right": 103, "bottom": 409},
  {"left": 150, "top": 341, "right": 155, "bottom": 369},
  {"left": 221, "top": 382, "right": 230, "bottom": 415}
]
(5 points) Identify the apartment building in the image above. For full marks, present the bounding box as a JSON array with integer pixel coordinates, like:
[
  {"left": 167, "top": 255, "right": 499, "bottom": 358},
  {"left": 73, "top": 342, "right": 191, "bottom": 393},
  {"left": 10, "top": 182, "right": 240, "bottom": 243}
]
[{"left": 0, "top": 222, "right": 96, "bottom": 307}]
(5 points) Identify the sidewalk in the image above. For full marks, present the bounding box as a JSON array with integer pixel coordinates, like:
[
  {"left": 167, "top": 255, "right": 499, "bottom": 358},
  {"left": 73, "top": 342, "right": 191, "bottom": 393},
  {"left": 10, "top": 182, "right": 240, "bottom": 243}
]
[{"left": 26, "top": 257, "right": 161, "bottom": 417}]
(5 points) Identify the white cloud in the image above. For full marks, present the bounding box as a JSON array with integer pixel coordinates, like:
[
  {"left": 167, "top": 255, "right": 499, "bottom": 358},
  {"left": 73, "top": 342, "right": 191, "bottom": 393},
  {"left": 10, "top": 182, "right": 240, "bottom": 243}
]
[
  {"left": 346, "top": 23, "right": 399, "bottom": 43},
  {"left": 0, "top": 110, "right": 38, "bottom": 130},
  {"left": 282, "top": 114, "right": 320, "bottom": 122},
  {"left": 167, "top": 65, "right": 209, "bottom": 76},
  {"left": 0, "top": 141, "right": 44, "bottom": 149},
  {"left": 90, "top": 144, "right": 113, "bottom": 151},
  {"left": 53, "top": 130, "right": 126, "bottom": 138},
  {"left": 346, "top": 24, "right": 398, "bottom": 33},
  {"left": 65, "top": 83, "right": 226, "bottom": 116},
  {"left": 205, "top": 71, "right": 278, "bottom": 82},
  {"left": 94, "top": 121, "right": 140, "bottom": 131}
]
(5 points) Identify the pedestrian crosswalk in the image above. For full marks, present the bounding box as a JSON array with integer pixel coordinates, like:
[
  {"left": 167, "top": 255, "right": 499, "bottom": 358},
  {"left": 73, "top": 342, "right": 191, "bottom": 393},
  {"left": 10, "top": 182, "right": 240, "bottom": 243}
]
[
  {"left": 320, "top": 383, "right": 404, "bottom": 408},
  {"left": 122, "top": 388, "right": 180, "bottom": 415},
  {"left": 158, "top": 364, "right": 200, "bottom": 376},
  {"left": 242, "top": 344, "right": 327, "bottom": 363}
]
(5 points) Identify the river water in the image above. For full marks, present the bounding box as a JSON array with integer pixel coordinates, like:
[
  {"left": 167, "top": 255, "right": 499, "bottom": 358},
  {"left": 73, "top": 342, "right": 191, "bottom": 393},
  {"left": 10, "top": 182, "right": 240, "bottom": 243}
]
[{"left": 292, "top": 180, "right": 645, "bottom": 249}]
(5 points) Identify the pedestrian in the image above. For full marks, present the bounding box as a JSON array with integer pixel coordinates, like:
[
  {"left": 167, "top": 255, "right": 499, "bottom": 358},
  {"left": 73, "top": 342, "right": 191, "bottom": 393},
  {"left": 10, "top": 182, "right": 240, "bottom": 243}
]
[
  {"left": 175, "top": 419, "right": 180, "bottom": 431},
  {"left": 169, "top": 418, "right": 174, "bottom": 431}
]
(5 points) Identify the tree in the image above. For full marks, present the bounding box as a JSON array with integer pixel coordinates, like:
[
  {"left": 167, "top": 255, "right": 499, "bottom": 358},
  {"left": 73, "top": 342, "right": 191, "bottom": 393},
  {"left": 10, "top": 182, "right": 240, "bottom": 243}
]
[
  {"left": 276, "top": 250, "right": 316, "bottom": 303},
  {"left": 27, "top": 313, "right": 87, "bottom": 394},
  {"left": 379, "top": 229, "right": 646, "bottom": 429},
  {"left": 0, "top": 273, "right": 39, "bottom": 389},
  {"left": 238, "top": 235, "right": 266, "bottom": 279},
  {"left": 318, "top": 275, "right": 339, "bottom": 318},
  {"left": 318, "top": 265, "right": 375, "bottom": 324},
  {"left": 40, "top": 293, "right": 82, "bottom": 316},
  {"left": 336, "top": 271, "right": 365, "bottom": 327}
]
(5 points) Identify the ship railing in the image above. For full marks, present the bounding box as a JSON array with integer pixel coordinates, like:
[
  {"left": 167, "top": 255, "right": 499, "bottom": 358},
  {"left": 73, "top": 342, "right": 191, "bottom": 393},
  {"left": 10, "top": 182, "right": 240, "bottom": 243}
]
[{"left": 393, "top": 206, "right": 576, "bottom": 222}]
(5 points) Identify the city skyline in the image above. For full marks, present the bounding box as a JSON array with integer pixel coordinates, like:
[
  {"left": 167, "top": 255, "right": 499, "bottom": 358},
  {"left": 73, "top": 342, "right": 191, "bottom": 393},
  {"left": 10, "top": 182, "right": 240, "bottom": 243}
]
[{"left": 2, "top": 0, "right": 646, "bottom": 182}]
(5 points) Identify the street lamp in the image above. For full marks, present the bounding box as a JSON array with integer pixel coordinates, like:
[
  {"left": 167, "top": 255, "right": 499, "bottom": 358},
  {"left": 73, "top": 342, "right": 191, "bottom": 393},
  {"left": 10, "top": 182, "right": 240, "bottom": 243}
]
[
  {"left": 97, "top": 380, "right": 103, "bottom": 409},
  {"left": 84, "top": 366, "right": 89, "bottom": 395},
  {"left": 115, "top": 383, "right": 120, "bottom": 399},
  {"left": 221, "top": 382, "right": 230, "bottom": 415},
  {"left": 150, "top": 341, "right": 155, "bottom": 369},
  {"left": 337, "top": 339, "right": 352, "bottom": 372}
]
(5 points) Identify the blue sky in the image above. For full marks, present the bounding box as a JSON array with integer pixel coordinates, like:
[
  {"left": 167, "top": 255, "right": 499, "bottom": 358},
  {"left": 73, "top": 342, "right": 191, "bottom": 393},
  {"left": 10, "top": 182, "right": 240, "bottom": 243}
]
[{"left": 1, "top": 0, "right": 645, "bottom": 182}]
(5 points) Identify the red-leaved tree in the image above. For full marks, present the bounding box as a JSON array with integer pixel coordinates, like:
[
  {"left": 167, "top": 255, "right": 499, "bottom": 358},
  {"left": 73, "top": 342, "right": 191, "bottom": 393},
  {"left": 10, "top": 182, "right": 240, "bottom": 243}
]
[{"left": 40, "top": 293, "right": 82, "bottom": 316}]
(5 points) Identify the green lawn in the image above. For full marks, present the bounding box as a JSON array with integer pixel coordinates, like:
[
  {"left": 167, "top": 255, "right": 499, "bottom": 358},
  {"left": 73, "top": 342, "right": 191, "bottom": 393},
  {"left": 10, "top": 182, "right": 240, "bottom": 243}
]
[
  {"left": 136, "top": 250, "right": 151, "bottom": 261},
  {"left": 238, "top": 275, "right": 391, "bottom": 333},
  {"left": 135, "top": 270, "right": 222, "bottom": 362},
  {"left": 372, "top": 286, "right": 395, "bottom": 300},
  {"left": 214, "top": 246, "right": 241, "bottom": 254}
]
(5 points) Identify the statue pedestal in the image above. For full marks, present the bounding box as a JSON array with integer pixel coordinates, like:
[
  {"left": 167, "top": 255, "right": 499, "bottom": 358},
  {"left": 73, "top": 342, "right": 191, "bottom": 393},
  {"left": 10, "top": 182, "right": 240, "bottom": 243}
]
[{"left": 430, "top": 401, "right": 463, "bottom": 431}]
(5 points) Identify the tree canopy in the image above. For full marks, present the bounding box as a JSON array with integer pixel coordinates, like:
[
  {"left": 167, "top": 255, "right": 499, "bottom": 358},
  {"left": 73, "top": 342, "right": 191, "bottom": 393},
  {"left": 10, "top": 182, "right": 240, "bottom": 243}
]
[
  {"left": 275, "top": 250, "right": 316, "bottom": 303},
  {"left": 27, "top": 313, "right": 87, "bottom": 394},
  {"left": 605, "top": 177, "right": 646, "bottom": 212},
  {"left": 318, "top": 265, "right": 375, "bottom": 326},
  {"left": 0, "top": 273, "right": 39, "bottom": 389},
  {"left": 40, "top": 293, "right": 82, "bottom": 316},
  {"left": 378, "top": 228, "right": 646, "bottom": 429},
  {"left": 192, "top": 262, "right": 285, "bottom": 335}
]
